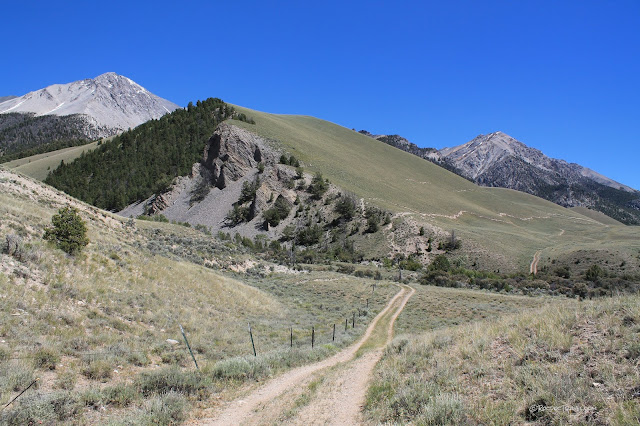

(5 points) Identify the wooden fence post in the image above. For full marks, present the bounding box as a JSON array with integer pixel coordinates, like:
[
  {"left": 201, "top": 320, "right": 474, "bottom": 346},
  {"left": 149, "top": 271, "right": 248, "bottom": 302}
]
[
  {"left": 312, "top": 326, "right": 315, "bottom": 349},
  {"left": 332, "top": 323, "right": 336, "bottom": 341}
]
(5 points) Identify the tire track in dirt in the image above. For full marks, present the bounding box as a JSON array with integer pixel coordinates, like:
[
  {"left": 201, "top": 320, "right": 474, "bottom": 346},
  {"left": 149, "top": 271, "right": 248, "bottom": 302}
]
[
  {"left": 197, "top": 285, "right": 413, "bottom": 425},
  {"left": 530, "top": 250, "right": 541, "bottom": 275},
  {"left": 291, "top": 285, "right": 415, "bottom": 425}
]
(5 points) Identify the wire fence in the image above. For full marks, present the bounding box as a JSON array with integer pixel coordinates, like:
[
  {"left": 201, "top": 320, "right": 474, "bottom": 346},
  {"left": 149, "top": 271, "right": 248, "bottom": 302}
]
[
  {"left": 2, "top": 287, "right": 380, "bottom": 363},
  {"left": 0, "top": 286, "right": 382, "bottom": 411}
]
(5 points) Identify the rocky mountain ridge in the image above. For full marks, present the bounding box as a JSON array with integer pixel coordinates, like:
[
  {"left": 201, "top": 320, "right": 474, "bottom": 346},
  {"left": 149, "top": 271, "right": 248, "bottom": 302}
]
[
  {"left": 361, "top": 129, "right": 640, "bottom": 224},
  {"left": 358, "top": 130, "right": 467, "bottom": 177},
  {"left": 0, "top": 72, "right": 179, "bottom": 140},
  {"left": 439, "top": 131, "right": 635, "bottom": 192}
]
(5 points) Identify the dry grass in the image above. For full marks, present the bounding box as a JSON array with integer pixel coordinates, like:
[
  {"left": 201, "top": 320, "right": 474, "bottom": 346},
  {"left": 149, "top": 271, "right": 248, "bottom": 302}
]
[
  {"left": 394, "top": 284, "right": 550, "bottom": 334},
  {"left": 366, "top": 294, "right": 640, "bottom": 425},
  {"left": 0, "top": 169, "right": 397, "bottom": 423}
]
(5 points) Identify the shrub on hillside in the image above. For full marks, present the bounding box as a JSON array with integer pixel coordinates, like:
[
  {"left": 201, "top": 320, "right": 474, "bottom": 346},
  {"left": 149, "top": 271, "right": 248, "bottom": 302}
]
[
  {"left": 429, "top": 255, "right": 450, "bottom": 272},
  {"left": 43, "top": 206, "right": 89, "bottom": 255},
  {"left": 334, "top": 195, "right": 356, "bottom": 220},
  {"left": 308, "top": 172, "right": 328, "bottom": 199},
  {"left": 225, "top": 205, "right": 250, "bottom": 226},
  {"left": 263, "top": 196, "right": 292, "bottom": 227}
]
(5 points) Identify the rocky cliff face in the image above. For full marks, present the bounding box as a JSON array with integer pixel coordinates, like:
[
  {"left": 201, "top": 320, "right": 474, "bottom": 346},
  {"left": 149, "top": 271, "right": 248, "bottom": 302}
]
[
  {"left": 121, "top": 122, "right": 303, "bottom": 238},
  {"left": 202, "top": 123, "right": 271, "bottom": 190},
  {"left": 0, "top": 72, "right": 179, "bottom": 140}
]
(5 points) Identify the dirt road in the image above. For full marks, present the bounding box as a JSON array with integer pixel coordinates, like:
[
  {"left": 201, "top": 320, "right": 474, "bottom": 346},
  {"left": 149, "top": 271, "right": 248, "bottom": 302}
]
[
  {"left": 197, "top": 285, "right": 414, "bottom": 425},
  {"left": 530, "top": 250, "right": 541, "bottom": 275}
]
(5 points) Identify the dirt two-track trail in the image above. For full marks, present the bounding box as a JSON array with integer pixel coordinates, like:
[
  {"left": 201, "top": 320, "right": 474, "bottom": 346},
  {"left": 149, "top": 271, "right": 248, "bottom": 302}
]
[
  {"left": 195, "top": 285, "right": 415, "bottom": 426},
  {"left": 530, "top": 250, "right": 541, "bottom": 275}
]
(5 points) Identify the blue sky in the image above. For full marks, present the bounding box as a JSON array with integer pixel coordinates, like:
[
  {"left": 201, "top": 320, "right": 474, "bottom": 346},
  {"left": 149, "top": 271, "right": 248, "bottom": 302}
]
[{"left": 2, "top": 0, "right": 639, "bottom": 189}]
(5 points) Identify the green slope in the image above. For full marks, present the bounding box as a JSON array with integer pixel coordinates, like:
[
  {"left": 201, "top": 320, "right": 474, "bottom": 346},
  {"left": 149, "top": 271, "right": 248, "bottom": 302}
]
[
  {"left": 230, "top": 106, "right": 640, "bottom": 271},
  {"left": 4, "top": 141, "right": 100, "bottom": 180},
  {"left": 570, "top": 205, "right": 624, "bottom": 226}
]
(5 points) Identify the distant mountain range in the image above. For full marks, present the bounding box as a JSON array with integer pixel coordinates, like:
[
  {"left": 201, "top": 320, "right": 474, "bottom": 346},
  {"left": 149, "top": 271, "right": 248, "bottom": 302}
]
[
  {"left": 0, "top": 73, "right": 179, "bottom": 159},
  {"left": 361, "top": 130, "right": 640, "bottom": 224}
]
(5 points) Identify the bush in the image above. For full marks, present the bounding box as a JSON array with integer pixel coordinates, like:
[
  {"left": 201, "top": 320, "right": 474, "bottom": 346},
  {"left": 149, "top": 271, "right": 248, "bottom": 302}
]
[
  {"left": 3, "top": 234, "right": 25, "bottom": 260},
  {"left": 429, "top": 255, "right": 450, "bottom": 272},
  {"left": 263, "top": 196, "right": 292, "bottom": 227},
  {"left": 136, "top": 366, "right": 209, "bottom": 399},
  {"left": 103, "top": 383, "right": 138, "bottom": 407},
  {"left": 366, "top": 216, "right": 379, "bottom": 233},
  {"left": 308, "top": 172, "right": 328, "bottom": 199},
  {"left": 554, "top": 266, "right": 571, "bottom": 279},
  {"left": 33, "top": 348, "right": 60, "bottom": 370},
  {"left": 54, "top": 370, "right": 77, "bottom": 390},
  {"left": 279, "top": 154, "right": 300, "bottom": 167},
  {"left": 400, "top": 257, "right": 422, "bottom": 271},
  {"left": 296, "top": 224, "right": 322, "bottom": 246},
  {"left": 585, "top": 264, "right": 603, "bottom": 281},
  {"left": 81, "top": 359, "right": 113, "bottom": 381},
  {"left": 334, "top": 195, "right": 356, "bottom": 220},
  {"left": 225, "top": 205, "right": 250, "bottom": 226},
  {"left": 137, "top": 214, "right": 169, "bottom": 222},
  {"left": 138, "top": 392, "right": 188, "bottom": 425},
  {"left": 0, "top": 392, "right": 81, "bottom": 425},
  {"left": 43, "top": 206, "right": 89, "bottom": 255}
]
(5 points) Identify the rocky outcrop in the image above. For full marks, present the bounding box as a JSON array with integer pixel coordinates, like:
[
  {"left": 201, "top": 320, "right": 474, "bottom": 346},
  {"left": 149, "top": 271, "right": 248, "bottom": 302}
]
[
  {"left": 202, "top": 122, "right": 277, "bottom": 189},
  {"left": 124, "top": 122, "right": 307, "bottom": 238}
]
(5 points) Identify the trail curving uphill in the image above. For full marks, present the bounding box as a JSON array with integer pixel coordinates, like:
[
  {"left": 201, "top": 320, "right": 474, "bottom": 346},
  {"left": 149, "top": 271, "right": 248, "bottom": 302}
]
[
  {"left": 530, "top": 250, "right": 541, "bottom": 275},
  {"left": 197, "top": 285, "right": 414, "bottom": 425}
]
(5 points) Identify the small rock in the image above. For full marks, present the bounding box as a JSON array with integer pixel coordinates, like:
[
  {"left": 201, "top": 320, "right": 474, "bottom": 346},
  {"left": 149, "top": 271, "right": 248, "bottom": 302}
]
[{"left": 166, "top": 339, "right": 179, "bottom": 345}]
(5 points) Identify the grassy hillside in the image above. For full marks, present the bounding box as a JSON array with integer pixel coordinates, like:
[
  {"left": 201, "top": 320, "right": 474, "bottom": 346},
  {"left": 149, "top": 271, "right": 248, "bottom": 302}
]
[
  {"left": 365, "top": 292, "right": 640, "bottom": 425},
  {"left": 4, "top": 141, "right": 100, "bottom": 180},
  {"left": 0, "top": 168, "right": 565, "bottom": 424},
  {"left": 0, "top": 168, "right": 400, "bottom": 424},
  {"left": 571, "top": 206, "right": 624, "bottom": 226},
  {"left": 230, "top": 106, "right": 640, "bottom": 272}
]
